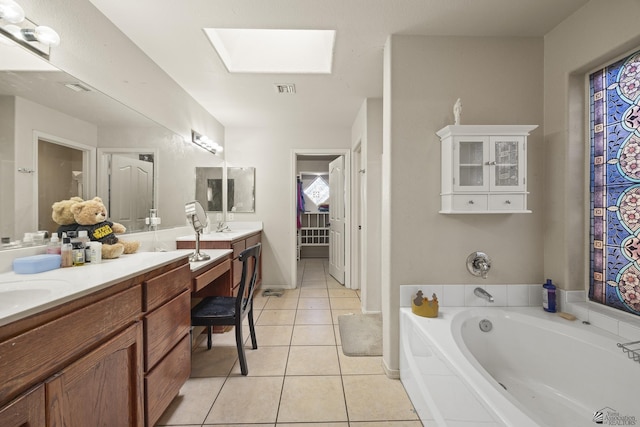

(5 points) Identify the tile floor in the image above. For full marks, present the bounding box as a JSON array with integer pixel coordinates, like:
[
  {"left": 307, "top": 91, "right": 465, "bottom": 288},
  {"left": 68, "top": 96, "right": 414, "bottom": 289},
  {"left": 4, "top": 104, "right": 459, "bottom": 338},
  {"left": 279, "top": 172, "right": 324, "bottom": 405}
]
[{"left": 157, "top": 258, "right": 422, "bottom": 427}]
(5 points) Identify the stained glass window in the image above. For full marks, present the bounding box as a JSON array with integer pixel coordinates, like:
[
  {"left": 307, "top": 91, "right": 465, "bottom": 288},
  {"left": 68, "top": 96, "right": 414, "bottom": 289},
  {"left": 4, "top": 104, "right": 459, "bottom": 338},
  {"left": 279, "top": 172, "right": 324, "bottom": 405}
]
[{"left": 589, "top": 48, "right": 640, "bottom": 316}]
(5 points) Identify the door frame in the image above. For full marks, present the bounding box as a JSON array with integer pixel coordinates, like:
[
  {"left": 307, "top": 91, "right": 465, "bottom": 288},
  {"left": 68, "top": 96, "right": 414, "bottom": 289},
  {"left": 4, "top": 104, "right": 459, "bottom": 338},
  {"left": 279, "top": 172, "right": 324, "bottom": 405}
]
[
  {"left": 291, "top": 148, "right": 351, "bottom": 289},
  {"left": 33, "top": 131, "right": 96, "bottom": 230}
]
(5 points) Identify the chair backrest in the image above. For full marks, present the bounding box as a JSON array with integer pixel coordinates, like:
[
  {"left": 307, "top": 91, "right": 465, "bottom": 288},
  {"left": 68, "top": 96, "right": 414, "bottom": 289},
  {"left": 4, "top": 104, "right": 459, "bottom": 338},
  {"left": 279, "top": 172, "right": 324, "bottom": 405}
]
[{"left": 235, "top": 243, "right": 262, "bottom": 317}]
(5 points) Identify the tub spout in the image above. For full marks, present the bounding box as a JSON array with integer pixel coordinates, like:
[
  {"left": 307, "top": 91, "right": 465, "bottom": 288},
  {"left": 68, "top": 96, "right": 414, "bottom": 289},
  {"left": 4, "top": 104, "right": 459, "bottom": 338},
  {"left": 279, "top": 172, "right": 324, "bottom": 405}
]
[{"left": 474, "top": 287, "right": 494, "bottom": 303}]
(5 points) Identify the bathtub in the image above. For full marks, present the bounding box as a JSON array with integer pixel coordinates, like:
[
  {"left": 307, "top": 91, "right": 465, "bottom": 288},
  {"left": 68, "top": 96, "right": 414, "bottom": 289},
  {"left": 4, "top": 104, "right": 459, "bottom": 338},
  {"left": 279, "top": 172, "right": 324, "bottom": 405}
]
[{"left": 399, "top": 306, "right": 640, "bottom": 426}]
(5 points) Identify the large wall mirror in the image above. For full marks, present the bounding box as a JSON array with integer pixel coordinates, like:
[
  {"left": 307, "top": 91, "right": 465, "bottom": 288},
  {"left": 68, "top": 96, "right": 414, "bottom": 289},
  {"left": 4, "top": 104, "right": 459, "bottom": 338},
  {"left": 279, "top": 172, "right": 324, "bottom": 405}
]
[
  {"left": 227, "top": 167, "right": 255, "bottom": 213},
  {"left": 195, "top": 167, "right": 223, "bottom": 212},
  {"left": 0, "top": 35, "right": 192, "bottom": 244},
  {"left": 195, "top": 166, "right": 255, "bottom": 214}
]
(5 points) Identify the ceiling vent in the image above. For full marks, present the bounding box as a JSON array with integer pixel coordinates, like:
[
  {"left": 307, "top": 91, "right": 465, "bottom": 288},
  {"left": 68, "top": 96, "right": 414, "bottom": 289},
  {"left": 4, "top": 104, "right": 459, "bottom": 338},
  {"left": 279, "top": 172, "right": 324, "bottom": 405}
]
[
  {"left": 63, "top": 82, "right": 92, "bottom": 92},
  {"left": 274, "top": 83, "right": 296, "bottom": 94}
]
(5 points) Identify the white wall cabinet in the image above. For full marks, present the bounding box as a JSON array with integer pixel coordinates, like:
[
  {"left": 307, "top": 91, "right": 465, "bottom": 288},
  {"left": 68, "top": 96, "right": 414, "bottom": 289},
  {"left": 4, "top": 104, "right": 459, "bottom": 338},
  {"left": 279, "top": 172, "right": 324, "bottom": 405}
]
[{"left": 437, "top": 125, "right": 537, "bottom": 214}]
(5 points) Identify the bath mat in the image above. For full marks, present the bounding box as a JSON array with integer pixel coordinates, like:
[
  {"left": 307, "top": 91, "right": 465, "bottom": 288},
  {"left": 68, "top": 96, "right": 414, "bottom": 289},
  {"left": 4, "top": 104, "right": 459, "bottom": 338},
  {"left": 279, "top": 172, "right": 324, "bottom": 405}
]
[{"left": 338, "top": 313, "right": 382, "bottom": 357}]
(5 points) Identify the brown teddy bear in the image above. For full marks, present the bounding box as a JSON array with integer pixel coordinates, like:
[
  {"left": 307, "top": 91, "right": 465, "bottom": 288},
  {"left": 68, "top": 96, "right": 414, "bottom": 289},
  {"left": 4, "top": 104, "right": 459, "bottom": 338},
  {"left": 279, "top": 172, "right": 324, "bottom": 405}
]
[
  {"left": 52, "top": 196, "right": 83, "bottom": 238},
  {"left": 71, "top": 197, "right": 140, "bottom": 259}
]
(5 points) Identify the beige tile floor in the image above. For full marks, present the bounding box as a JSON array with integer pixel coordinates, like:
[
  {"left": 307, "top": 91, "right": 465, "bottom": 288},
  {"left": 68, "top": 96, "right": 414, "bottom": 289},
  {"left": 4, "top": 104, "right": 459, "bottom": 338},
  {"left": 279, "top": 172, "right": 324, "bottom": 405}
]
[{"left": 156, "top": 258, "right": 422, "bottom": 427}]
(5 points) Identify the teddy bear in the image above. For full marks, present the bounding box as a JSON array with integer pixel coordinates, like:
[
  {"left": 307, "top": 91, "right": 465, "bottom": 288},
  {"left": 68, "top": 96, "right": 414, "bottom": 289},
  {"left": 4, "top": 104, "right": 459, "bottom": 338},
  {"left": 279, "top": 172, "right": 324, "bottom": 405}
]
[
  {"left": 52, "top": 196, "right": 84, "bottom": 238},
  {"left": 71, "top": 197, "right": 140, "bottom": 259}
]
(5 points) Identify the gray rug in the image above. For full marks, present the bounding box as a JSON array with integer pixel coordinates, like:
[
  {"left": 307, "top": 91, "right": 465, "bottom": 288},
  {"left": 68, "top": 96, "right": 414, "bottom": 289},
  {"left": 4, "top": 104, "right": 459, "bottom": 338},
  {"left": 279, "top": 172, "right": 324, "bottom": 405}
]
[{"left": 338, "top": 313, "right": 382, "bottom": 357}]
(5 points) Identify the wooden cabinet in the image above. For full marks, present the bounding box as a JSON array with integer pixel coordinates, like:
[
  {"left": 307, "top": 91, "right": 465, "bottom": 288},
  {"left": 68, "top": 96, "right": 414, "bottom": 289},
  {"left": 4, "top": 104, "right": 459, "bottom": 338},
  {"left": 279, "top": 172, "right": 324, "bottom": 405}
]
[
  {"left": 142, "top": 263, "right": 191, "bottom": 427},
  {"left": 0, "top": 256, "right": 192, "bottom": 427},
  {"left": 437, "top": 125, "right": 537, "bottom": 214},
  {"left": 0, "top": 385, "right": 45, "bottom": 427},
  {"left": 177, "top": 231, "right": 261, "bottom": 297},
  {"left": 45, "top": 323, "right": 143, "bottom": 427}
]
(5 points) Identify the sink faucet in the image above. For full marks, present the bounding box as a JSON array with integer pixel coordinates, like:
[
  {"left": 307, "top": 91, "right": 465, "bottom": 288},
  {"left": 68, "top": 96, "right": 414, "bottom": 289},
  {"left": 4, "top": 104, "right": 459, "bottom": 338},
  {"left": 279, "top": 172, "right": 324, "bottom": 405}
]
[
  {"left": 474, "top": 287, "right": 494, "bottom": 303},
  {"left": 216, "top": 221, "right": 230, "bottom": 232}
]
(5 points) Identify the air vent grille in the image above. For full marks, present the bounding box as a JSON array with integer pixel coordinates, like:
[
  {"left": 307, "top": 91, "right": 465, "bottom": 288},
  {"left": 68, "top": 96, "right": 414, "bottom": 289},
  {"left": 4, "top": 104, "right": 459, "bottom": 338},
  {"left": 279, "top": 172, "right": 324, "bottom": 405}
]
[
  {"left": 274, "top": 83, "right": 296, "bottom": 94},
  {"left": 63, "top": 83, "right": 92, "bottom": 92}
]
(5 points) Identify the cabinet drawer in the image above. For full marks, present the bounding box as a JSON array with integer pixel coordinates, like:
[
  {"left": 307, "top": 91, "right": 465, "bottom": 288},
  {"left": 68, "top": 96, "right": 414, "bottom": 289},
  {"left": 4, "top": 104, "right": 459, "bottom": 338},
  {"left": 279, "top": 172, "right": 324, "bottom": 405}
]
[
  {"left": 232, "top": 240, "right": 246, "bottom": 258},
  {"left": 193, "top": 258, "right": 231, "bottom": 293},
  {"left": 144, "top": 290, "right": 190, "bottom": 371},
  {"left": 144, "top": 263, "right": 191, "bottom": 312},
  {"left": 246, "top": 233, "right": 261, "bottom": 248},
  {"left": 145, "top": 334, "right": 191, "bottom": 427},
  {"left": 0, "top": 385, "right": 45, "bottom": 427},
  {"left": 488, "top": 194, "right": 525, "bottom": 210},
  {"left": 451, "top": 194, "right": 488, "bottom": 211}
]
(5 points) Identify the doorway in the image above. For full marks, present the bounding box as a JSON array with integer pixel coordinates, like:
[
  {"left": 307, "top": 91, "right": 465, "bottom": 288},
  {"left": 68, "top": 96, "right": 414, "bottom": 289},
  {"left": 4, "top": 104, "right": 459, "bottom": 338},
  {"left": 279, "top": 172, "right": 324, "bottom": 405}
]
[
  {"left": 36, "top": 134, "right": 94, "bottom": 235},
  {"left": 292, "top": 149, "right": 351, "bottom": 289}
]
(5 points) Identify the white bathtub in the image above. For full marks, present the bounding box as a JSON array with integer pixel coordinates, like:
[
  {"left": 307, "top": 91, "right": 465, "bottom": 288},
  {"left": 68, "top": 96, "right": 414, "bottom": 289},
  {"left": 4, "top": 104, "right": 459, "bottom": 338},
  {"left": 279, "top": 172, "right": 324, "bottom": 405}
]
[{"left": 400, "top": 306, "right": 640, "bottom": 427}]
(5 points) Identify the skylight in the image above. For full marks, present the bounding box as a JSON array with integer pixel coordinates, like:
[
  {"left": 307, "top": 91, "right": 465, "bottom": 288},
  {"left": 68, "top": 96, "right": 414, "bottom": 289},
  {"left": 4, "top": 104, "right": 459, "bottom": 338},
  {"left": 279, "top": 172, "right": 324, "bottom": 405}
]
[{"left": 203, "top": 28, "right": 335, "bottom": 74}]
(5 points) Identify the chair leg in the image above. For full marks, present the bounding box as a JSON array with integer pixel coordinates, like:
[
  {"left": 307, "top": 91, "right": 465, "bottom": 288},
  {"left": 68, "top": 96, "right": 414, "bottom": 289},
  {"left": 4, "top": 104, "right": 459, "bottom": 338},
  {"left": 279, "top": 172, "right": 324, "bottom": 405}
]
[
  {"left": 207, "top": 326, "right": 212, "bottom": 350},
  {"left": 248, "top": 305, "right": 258, "bottom": 350},
  {"left": 235, "top": 323, "right": 248, "bottom": 375}
]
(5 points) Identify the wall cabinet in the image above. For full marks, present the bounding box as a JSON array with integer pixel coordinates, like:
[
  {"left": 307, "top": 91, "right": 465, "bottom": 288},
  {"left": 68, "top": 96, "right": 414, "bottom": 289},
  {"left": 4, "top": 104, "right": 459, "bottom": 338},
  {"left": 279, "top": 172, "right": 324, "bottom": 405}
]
[{"left": 437, "top": 125, "right": 537, "bottom": 213}]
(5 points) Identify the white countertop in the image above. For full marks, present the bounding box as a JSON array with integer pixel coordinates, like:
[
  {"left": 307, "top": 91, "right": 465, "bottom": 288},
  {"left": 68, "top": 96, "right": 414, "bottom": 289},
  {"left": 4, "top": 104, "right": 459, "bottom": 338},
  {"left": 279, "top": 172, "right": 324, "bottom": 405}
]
[
  {"left": 176, "top": 225, "right": 262, "bottom": 242},
  {"left": 0, "top": 249, "right": 231, "bottom": 327}
]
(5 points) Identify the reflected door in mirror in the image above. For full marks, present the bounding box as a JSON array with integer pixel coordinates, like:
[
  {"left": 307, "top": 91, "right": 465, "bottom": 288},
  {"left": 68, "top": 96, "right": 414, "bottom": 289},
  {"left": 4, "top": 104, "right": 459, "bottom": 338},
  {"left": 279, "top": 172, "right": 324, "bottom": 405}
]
[{"left": 109, "top": 154, "right": 153, "bottom": 231}]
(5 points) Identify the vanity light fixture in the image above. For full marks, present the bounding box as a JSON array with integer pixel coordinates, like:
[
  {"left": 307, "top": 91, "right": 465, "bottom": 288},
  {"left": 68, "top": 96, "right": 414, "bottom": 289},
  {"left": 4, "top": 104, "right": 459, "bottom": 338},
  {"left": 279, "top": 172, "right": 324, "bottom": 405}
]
[
  {"left": 191, "top": 130, "right": 223, "bottom": 155},
  {"left": 0, "top": 0, "right": 25, "bottom": 24},
  {"left": 0, "top": 0, "right": 60, "bottom": 59}
]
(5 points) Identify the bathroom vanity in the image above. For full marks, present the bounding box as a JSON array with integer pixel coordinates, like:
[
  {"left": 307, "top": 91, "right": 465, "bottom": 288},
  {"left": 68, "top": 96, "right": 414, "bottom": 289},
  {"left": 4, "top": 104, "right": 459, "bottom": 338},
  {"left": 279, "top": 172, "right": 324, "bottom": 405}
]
[
  {"left": 0, "top": 249, "right": 232, "bottom": 427},
  {"left": 177, "top": 226, "right": 263, "bottom": 297}
]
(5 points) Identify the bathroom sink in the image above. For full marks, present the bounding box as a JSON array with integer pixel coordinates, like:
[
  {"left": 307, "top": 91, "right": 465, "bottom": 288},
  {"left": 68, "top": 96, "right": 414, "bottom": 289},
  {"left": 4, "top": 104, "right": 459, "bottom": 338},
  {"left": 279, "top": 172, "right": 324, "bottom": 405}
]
[{"left": 0, "top": 279, "right": 75, "bottom": 319}]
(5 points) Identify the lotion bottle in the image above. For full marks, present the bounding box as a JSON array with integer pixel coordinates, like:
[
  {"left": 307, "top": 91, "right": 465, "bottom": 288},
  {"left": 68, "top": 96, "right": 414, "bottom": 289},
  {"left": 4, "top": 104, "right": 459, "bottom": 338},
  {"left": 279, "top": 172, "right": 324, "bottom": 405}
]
[
  {"left": 61, "top": 237, "right": 73, "bottom": 268},
  {"left": 46, "top": 234, "right": 61, "bottom": 255},
  {"left": 542, "top": 279, "right": 557, "bottom": 312}
]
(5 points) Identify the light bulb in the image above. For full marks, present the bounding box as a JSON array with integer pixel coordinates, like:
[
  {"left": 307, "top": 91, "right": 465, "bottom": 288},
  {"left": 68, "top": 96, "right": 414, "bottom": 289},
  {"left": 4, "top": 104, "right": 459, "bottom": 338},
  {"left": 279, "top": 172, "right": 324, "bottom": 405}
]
[
  {"left": 0, "top": 0, "right": 25, "bottom": 24},
  {"left": 35, "top": 25, "right": 60, "bottom": 46}
]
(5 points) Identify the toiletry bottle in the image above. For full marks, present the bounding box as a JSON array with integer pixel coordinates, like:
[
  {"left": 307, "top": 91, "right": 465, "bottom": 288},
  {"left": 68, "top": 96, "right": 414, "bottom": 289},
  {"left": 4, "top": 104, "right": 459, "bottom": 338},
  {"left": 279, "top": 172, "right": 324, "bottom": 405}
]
[
  {"left": 46, "top": 234, "right": 61, "bottom": 255},
  {"left": 542, "top": 279, "right": 557, "bottom": 313},
  {"left": 61, "top": 237, "right": 73, "bottom": 268},
  {"left": 69, "top": 231, "right": 85, "bottom": 266},
  {"left": 78, "top": 230, "right": 91, "bottom": 263}
]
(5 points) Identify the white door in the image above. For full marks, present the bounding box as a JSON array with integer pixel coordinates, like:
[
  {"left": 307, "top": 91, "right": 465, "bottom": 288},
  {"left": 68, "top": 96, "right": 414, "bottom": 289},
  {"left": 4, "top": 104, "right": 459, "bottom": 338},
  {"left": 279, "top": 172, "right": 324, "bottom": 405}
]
[
  {"left": 329, "top": 156, "right": 345, "bottom": 284},
  {"left": 110, "top": 154, "right": 153, "bottom": 231}
]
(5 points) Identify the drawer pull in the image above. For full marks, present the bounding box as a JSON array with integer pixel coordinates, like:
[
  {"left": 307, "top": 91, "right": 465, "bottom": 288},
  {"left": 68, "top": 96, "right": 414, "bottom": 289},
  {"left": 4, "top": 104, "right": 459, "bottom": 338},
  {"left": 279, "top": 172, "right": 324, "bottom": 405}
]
[
  {"left": 468, "top": 200, "right": 474, "bottom": 205},
  {"left": 505, "top": 200, "right": 511, "bottom": 205}
]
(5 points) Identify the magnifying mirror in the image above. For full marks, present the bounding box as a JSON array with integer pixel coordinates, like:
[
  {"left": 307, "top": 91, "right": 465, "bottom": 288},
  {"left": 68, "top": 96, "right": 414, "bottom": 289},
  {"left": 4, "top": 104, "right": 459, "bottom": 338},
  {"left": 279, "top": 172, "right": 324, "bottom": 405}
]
[{"left": 185, "top": 200, "right": 210, "bottom": 262}]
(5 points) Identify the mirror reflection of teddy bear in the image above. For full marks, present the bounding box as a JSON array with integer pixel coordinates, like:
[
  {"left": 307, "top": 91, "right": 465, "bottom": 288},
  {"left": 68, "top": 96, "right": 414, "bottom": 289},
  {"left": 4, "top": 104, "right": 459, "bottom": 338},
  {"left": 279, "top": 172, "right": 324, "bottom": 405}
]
[{"left": 52, "top": 196, "right": 139, "bottom": 259}]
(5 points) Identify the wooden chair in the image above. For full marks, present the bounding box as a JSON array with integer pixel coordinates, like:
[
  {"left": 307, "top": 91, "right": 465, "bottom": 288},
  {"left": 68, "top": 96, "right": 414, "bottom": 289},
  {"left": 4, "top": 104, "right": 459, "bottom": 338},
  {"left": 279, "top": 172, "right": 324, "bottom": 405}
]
[{"left": 191, "top": 243, "right": 261, "bottom": 375}]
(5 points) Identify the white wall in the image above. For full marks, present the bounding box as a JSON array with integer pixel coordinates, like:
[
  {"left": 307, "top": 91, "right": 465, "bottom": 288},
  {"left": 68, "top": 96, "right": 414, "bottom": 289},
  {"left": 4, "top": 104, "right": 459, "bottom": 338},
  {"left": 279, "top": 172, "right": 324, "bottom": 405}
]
[
  {"left": 23, "top": 0, "right": 224, "bottom": 145},
  {"left": 14, "top": 97, "right": 98, "bottom": 238},
  {"left": 382, "top": 35, "right": 545, "bottom": 372},
  {"left": 225, "top": 126, "right": 351, "bottom": 288},
  {"left": 0, "top": 97, "right": 15, "bottom": 240},
  {"left": 351, "top": 98, "right": 383, "bottom": 313},
  {"left": 543, "top": 0, "right": 640, "bottom": 291},
  {"left": 9, "top": 0, "right": 226, "bottom": 237}
]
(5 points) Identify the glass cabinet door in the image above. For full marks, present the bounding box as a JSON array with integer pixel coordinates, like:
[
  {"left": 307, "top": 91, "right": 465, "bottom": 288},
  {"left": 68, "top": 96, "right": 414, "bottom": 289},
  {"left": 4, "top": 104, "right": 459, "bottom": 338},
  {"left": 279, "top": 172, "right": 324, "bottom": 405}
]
[
  {"left": 455, "top": 138, "right": 488, "bottom": 191},
  {"left": 490, "top": 137, "right": 525, "bottom": 191}
]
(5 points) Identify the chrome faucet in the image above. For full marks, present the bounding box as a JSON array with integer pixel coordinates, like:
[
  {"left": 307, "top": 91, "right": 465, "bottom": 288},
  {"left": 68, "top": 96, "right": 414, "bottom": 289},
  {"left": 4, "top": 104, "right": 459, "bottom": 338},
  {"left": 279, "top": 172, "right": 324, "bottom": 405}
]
[
  {"left": 215, "top": 221, "right": 230, "bottom": 232},
  {"left": 474, "top": 287, "right": 494, "bottom": 303},
  {"left": 467, "top": 252, "right": 491, "bottom": 279}
]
